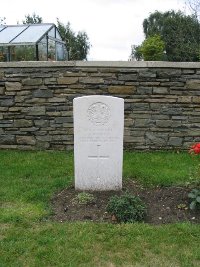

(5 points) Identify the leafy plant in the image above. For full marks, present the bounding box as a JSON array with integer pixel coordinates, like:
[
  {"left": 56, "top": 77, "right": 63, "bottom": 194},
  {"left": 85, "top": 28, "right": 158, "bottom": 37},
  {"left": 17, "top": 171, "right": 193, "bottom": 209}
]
[
  {"left": 138, "top": 10, "right": 200, "bottom": 62},
  {"left": 106, "top": 193, "right": 146, "bottom": 223},
  {"left": 139, "top": 34, "right": 165, "bottom": 61},
  {"left": 72, "top": 192, "right": 95, "bottom": 205},
  {"left": 57, "top": 19, "right": 91, "bottom": 60},
  {"left": 22, "top": 13, "right": 43, "bottom": 24},
  {"left": 188, "top": 188, "right": 200, "bottom": 210}
]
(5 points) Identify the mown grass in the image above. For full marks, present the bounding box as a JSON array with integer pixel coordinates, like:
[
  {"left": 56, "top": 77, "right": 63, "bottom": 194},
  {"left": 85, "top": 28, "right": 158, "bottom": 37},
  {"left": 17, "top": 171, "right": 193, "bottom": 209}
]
[
  {"left": 1, "top": 223, "right": 200, "bottom": 267},
  {"left": 0, "top": 150, "right": 73, "bottom": 223},
  {"left": 123, "top": 151, "right": 199, "bottom": 186},
  {"left": 0, "top": 150, "right": 200, "bottom": 267}
]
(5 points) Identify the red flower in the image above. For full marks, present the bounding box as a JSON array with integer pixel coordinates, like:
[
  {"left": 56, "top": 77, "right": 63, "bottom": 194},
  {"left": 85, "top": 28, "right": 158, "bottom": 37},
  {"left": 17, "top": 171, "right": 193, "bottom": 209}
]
[{"left": 189, "top": 143, "right": 200, "bottom": 154}]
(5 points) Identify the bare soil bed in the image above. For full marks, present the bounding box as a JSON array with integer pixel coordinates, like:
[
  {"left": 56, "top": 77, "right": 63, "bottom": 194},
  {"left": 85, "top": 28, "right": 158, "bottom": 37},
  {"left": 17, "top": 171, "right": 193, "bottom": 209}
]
[{"left": 51, "top": 180, "right": 200, "bottom": 225}]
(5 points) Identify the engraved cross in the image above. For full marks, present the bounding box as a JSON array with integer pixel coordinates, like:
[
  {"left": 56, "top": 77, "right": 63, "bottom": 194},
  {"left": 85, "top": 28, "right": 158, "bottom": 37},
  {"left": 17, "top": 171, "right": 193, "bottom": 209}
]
[{"left": 88, "top": 144, "right": 109, "bottom": 180}]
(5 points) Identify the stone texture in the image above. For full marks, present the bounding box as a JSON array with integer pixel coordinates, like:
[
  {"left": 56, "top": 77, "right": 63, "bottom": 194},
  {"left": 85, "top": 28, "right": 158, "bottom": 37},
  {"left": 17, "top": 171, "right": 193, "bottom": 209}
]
[
  {"left": 118, "top": 74, "right": 137, "bottom": 81},
  {"left": 34, "top": 120, "right": 49, "bottom": 127},
  {"left": 55, "top": 117, "right": 73, "bottom": 123},
  {"left": 16, "top": 136, "right": 36, "bottom": 145},
  {"left": 44, "top": 78, "right": 57, "bottom": 85},
  {"left": 6, "top": 82, "right": 22, "bottom": 91},
  {"left": 168, "top": 137, "right": 183, "bottom": 146},
  {"left": 0, "top": 62, "right": 200, "bottom": 151},
  {"left": 153, "top": 87, "right": 168, "bottom": 94},
  {"left": 186, "top": 80, "right": 200, "bottom": 89},
  {"left": 156, "top": 120, "right": 173, "bottom": 128},
  {"left": 57, "top": 77, "right": 78, "bottom": 84},
  {"left": 74, "top": 95, "right": 124, "bottom": 190},
  {"left": 108, "top": 85, "right": 136, "bottom": 94},
  {"left": 22, "top": 78, "right": 43, "bottom": 86},
  {"left": 137, "top": 87, "right": 152, "bottom": 94},
  {"left": 177, "top": 96, "right": 192, "bottom": 103},
  {"left": 157, "top": 69, "right": 181, "bottom": 77},
  {"left": 0, "top": 97, "right": 14, "bottom": 106},
  {"left": 23, "top": 106, "right": 46, "bottom": 115},
  {"left": 33, "top": 89, "right": 53, "bottom": 98},
  {"left": 0, "top": 72, "right": 4, "bottom": 79},
  {"left": 146, "top": 132, "right": 168, "bottom": 146},
  {"left": 139, "top": 71, "right": 156, "bottom": 78},
  {"left": 14, "top": 119, "right": 33, "bottom": 127},
  {"left": 48, "top": 97, "right": 66, "bottom": 103},
  {"left": 0, "top": 87, "right": 5, "bottom": 95},
  {"left": 0, "top": 135, "right": 15, "bottom": 144},
  {"left": 79, "top": 77, "right": 104, "bottom": 84}
]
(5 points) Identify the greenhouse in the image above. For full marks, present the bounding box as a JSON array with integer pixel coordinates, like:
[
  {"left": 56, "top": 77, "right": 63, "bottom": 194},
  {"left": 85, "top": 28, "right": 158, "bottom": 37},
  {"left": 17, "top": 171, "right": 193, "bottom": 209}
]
[{"left": 0, "top": 23, "right": 68, "bottom": 62}]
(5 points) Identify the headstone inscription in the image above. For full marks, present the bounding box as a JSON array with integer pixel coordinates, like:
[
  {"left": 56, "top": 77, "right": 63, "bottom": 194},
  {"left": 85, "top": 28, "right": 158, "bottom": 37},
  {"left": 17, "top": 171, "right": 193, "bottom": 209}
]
[{"left": 73, "top": 95, "right": 124, "bottom": 191}]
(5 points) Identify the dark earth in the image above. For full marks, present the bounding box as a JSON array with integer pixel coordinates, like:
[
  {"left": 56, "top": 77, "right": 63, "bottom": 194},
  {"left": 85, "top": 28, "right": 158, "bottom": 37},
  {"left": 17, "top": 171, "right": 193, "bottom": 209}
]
[{"left": 51, "top": 180, "right": 200, "bottom": 225}]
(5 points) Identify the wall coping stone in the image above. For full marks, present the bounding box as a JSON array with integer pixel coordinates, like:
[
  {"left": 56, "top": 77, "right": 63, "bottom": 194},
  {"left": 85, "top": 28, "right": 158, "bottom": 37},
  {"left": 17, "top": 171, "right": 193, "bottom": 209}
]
[
  {"left": 1, "top": 61, "right": 200, "bottom": 68},
  {"left": 0, "top": 61, "right": 75, "bottom": 68}
]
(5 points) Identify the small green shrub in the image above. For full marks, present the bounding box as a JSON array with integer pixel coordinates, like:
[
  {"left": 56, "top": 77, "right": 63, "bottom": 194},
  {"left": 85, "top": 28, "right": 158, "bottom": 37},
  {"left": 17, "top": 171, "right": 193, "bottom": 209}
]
[
  {"left": 72, "top": 192, "right": 95, "bottom": 205},
  {"left": 106, "top": 193, "right": 146, "bottom": 223},
  {"left": 188, "top": 188, "right": 200, "bottom": 210},
  {"left": 139, "top": 34, "right": 165, "bottom": 61}
]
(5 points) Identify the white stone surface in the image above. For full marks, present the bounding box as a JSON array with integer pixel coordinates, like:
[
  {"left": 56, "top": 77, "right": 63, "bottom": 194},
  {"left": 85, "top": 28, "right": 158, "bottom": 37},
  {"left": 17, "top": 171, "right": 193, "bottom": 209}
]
[{"left": 73, "top": 95, "right": 124, "bottom": 191}]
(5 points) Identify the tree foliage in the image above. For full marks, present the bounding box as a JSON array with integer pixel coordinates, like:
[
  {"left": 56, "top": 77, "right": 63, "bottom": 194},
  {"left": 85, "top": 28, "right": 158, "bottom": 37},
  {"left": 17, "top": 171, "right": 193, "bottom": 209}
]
[
  {"left": 57, "top": 19, "right": 91, "bottom": 60},
  {"left": 131, "top": 10, "right": 200, "bottom": 62},
  {"left": 139, "top": 35, "right": 165, "bottom": 61},
  {"left": 141, "top": 10, "right": 200, "bottom": 62},
  {"left": 130, "top": 45, "right": 143, "bottom": 61},
  {"left": 22, "top": 13, "right": 43, "bottom": 24}
]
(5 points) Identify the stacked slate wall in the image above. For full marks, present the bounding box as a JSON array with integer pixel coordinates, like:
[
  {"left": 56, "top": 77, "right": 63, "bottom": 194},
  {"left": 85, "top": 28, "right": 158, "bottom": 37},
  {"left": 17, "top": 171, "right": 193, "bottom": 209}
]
[{"left": 0, "top": 61, "right": 200, "bottom": 151}]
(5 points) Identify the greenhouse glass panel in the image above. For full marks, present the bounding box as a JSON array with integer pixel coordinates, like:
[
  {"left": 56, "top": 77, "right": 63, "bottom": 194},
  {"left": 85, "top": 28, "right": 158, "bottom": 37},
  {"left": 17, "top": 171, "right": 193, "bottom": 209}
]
[
  {"left": 13, "top": 24, "right": 53, "bottom": 44},
  {"left": 0, "top": 25, "right": 6, "bottom": 32},
  {"left": 0, "top": 23, "right": 67, "bottom": 61},
  {"left": 48, "top": 27, "right": 55, "bottom": 38},
  {"left": 56, "top": 43, "right": 67, "bottom": 61},
  {"left": 48, "top": 39, "right": 56, "bottom": 60},
  {"left": 38, "top": 36, "right": 47, "bottom": 61},
  {"left": 56, "top": 29, "right": 62, "bottom": 40},
  {"left": 0, "top": 46, "right": 9, "bottom": 61},
  {"left": 10, "top": 45, "right": 36, "bottom": 61},
  {"left": 0, "top": 25, "right": 27, "bottom": 44}
]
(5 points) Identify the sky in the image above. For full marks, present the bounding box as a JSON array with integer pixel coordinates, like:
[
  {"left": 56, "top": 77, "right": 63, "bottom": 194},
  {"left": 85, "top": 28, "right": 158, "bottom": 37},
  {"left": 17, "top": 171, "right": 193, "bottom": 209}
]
[{"left": 1, "top": 0, "right": 187, "bottom": 61}]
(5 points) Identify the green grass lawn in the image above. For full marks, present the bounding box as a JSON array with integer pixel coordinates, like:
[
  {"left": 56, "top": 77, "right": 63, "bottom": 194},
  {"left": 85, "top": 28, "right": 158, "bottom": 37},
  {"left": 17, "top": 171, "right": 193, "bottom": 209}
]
[{"left": 0, "top": 150, "right": 200, "bottom": 267}]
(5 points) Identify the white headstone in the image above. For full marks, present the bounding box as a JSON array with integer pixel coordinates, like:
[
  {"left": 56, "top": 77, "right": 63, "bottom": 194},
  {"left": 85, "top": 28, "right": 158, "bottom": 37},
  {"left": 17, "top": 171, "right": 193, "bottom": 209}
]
[{"left": 73, "top": 95, "right": 124, "bottom": 191}]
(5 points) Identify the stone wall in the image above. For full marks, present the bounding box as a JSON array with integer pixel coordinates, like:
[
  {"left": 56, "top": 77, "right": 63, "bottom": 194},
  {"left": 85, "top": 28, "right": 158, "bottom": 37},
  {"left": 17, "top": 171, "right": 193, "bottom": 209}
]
[{"left": 0, "top": 61, "right": 200, "bottom": 151}]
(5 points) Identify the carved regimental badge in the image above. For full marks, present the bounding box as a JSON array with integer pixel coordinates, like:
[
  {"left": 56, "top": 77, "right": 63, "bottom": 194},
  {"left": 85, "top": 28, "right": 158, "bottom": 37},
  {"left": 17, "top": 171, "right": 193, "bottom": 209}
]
[{"left": 87, "top": 102, "right": 110, "bottom": 125}]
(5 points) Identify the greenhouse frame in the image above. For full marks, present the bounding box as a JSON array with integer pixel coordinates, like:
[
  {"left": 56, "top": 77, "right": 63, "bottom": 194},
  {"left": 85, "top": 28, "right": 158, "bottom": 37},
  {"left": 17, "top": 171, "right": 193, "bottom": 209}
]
[{"left": 0, "top": 23, "right": 68, "bottom": 62}]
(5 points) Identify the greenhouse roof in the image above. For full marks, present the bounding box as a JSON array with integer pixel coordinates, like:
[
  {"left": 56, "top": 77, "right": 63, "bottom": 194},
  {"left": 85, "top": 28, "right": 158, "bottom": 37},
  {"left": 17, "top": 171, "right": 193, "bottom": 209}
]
[{"left": 0, "top": 23, "right": 64, "bottom": 46}]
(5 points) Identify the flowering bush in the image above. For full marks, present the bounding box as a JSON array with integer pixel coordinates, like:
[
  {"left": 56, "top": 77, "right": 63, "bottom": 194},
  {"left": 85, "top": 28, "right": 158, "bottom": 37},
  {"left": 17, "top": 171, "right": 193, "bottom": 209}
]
[{"left": 189, "top": 143, "right": 200, "bottom": 155}]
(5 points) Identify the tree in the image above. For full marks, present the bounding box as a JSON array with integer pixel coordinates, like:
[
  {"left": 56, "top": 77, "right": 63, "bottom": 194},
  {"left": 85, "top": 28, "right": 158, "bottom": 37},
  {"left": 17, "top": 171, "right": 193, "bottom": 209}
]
[
  {"left": 130, "top": 45, "right": 143, "bottom": 61},
  {"left": 185, "top": 0, "right": 200, "bottom": 18},
  {"left": 57, "top": 19, "right": 91, "bottom": 60},
  {"left": 139, "top": 35, "right": 165, "bottom": 61},
  {"left": 142, "top": 10, "right": 200, "bottom": 61},
  {"left": 22, "top": 13, "right": 43, "bottom": 24}
]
